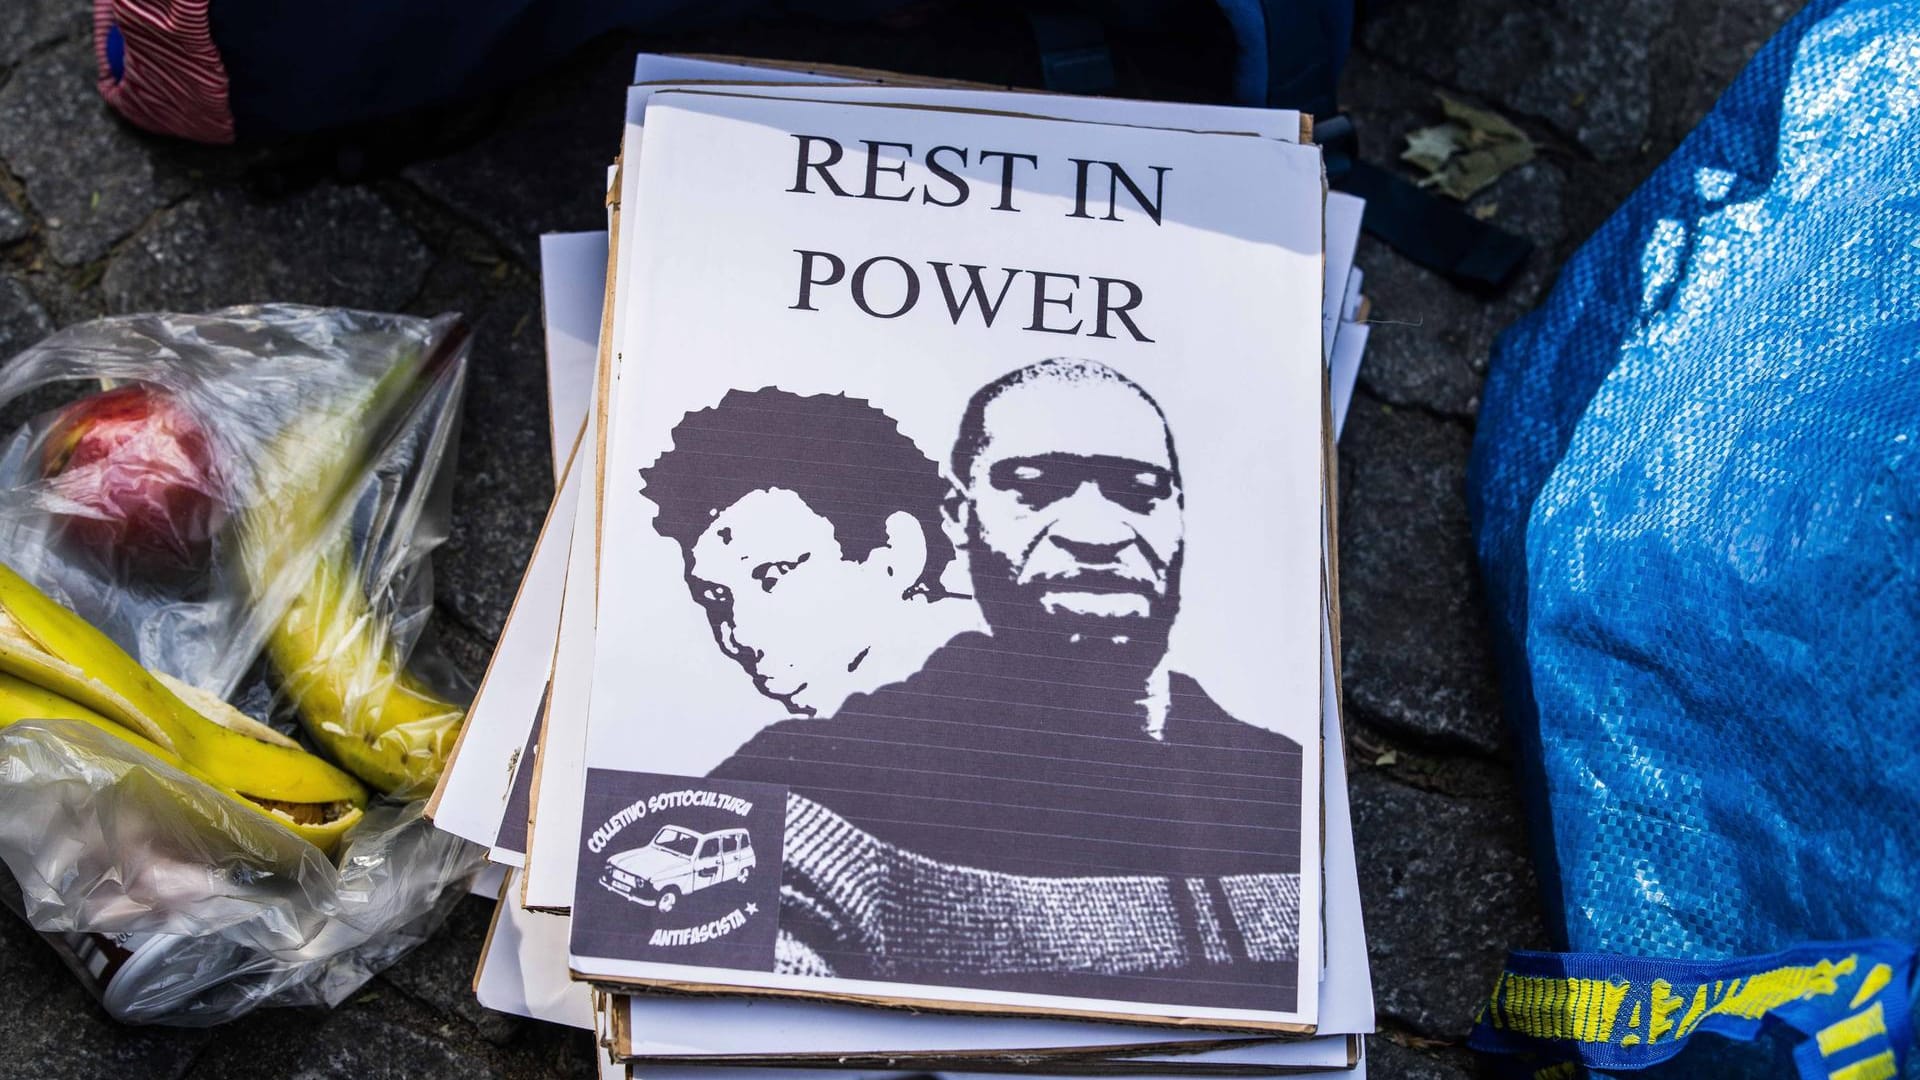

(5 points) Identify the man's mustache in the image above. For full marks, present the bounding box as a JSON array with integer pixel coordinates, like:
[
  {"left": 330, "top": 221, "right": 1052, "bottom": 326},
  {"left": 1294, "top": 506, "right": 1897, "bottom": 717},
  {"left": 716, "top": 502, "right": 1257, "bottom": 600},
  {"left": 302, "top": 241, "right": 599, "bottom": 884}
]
[{"left": 1021, "top": 567, "right": 1163, "bottom": 597}]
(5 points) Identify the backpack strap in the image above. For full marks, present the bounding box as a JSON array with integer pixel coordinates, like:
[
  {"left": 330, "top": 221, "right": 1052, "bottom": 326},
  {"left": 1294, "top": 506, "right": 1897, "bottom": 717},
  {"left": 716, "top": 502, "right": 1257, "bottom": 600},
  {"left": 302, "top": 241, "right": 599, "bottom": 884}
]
[
  {"left": 1318, "top": 114, "right": 1534, "bottom": 291},
  {"left": 1021, "top": 9, "right": 1119, "bottom": 95},
  {"left": 1471, "top": 941, "right": 1916, "bottom": 1078}
]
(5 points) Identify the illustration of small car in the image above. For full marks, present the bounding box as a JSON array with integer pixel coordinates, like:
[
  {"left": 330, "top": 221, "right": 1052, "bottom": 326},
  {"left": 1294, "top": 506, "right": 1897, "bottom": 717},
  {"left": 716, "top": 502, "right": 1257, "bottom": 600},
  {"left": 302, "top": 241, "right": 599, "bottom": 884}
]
[{"left": 599, "top": 825, "right": 756, "bottom": 912}]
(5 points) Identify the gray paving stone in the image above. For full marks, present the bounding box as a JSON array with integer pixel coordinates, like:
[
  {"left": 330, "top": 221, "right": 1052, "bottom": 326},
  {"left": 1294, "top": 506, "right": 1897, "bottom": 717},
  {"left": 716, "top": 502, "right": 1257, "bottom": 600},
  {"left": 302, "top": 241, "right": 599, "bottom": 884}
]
[
  {"left": 0, "top": 193, "right": 29, "bottom": 246},
  {"left": 1653, "top": 0, "right": 1801, "bottom": 147},
  {"left": 1361, "top": 0, "right": 1665, "bottom": 162},
  {"left": 1339, "top": 48, "right": 1529, "bottom": 176},
  {"left": 1347, "top": 169, "right": 1561, "bottom": 417},
  {"left": 404, "top": 124, "right": 616, "bottom": 272},
  {"left": 413, "top": 259, "right": 553, "bottom": 641},
  {"left": 0, "top": 278, "right": 88, "bottom": 445},
  {"left": 152, "top": 943, "right": 596, "bottom": 1080},
  {"left": 101, "top": 184, "right": 432, "bottom": 314},
  {"left": 433, "top": 615, "right": 499, "bottom": 688},
  {"left": 1337, "top": 392, "right": 1505, "bottom": 753},
  {"left": 183, "top": 993, "right": 506, "bottom": 1080},
  {"left": 1475, "top": 161, "right": 1571, "bottom": 254},
  {"left": 0, "top": 51, "right": 187, "bottom": 266},
  {"left": 0, "top": 276, "right": 53, "bottom": 364},
  {"left": 380, "top": 895, "right": 525, "bottom": 1046},
  {"left": 1352, "top": 768, "right": 1548, "bottom": 1039},
  {"left": 1348, "top": 238, "right": 1490, "bottom": 420},
  {"left": 1365, "top": 1034, "right": 1479, "bottom": 1078},
  {"left": 402, "top": 48, "right": 635, "bottom": 269},
  {"left": 1338, "top": 53, "right": 1569, "bottom": 418},
  {"left": 0, "top": 271, "right": 108, "bottom": 342},
  {"left": 0, "top": 0, "right": 89, "bottom": 73},
  {"left": 0, "top": 910, "right": 209, "bottom": 1080}
]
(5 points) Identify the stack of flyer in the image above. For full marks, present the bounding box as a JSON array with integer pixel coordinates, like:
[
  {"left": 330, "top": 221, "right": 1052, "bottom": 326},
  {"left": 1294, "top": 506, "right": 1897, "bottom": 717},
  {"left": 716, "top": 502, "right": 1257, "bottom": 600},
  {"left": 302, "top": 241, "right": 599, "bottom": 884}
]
[{"left": 430, "top": 53, "right": 1377, "bottom": 1080}]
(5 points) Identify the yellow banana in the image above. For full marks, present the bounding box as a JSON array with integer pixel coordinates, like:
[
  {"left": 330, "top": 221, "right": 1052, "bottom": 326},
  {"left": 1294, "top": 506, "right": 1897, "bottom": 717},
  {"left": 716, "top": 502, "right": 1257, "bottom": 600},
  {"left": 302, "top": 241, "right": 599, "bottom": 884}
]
[
  {"left": 0, "top": 561, "right": 368, "bottom": 808},
  {"left": 241, "top": 333, "right": 467, "bottom": 798},
  {"left": 0, "top": 667, "right": 174, "bottom": 750},
  {"left": 0, "top": 666, "right": 363, "bottom": 853},
  {"left": 266, "top": 537, "right": 463, "bottom": 797},
  {"left": 0, "top": 622, "right": 174, "bottom": 750}
]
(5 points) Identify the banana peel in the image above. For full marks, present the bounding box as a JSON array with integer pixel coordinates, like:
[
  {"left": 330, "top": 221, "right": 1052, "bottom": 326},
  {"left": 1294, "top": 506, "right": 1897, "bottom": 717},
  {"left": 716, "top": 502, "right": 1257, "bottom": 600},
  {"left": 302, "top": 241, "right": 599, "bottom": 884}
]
[
  {"left": 150, "top": 672, "right": 366, "bottom": 851},
  {"left": 242, "top": 328, "right": 469, "bottom": 798},
  {"left": 0, "top": 625, "right": 364, "bottom": 854},
  {"left": 0, "top": 562, "right": 367, "bottom": 808},
  {"left": 267, "top": 538, "right": 463, "bottom": 797}
]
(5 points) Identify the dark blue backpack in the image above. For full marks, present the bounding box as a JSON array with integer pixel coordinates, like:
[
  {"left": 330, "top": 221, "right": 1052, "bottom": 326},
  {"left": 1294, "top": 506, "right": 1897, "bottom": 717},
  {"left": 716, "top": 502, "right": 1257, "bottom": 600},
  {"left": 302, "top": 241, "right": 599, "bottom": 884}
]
[
  {"left": 94, "top": 0, "right": 1524, "bottom": 289},
  {"left": 93, "top": 1, "right": 1348, "bottom": 142}
]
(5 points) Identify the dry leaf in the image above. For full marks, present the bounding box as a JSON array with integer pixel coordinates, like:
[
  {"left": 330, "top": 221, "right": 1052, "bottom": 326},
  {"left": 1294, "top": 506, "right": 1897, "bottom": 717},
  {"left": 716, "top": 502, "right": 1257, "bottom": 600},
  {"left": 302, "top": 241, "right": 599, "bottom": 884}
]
[
  {"left": 1439, "top": 93, "right": 1531, "bottom": 146},
  {"left": 1442, "top": 140, "right": 1535, "bottom": 200},
  {"left": 1401, "top": 95, "right": 1537, "bottom": 201},
  {"left": 1401, "top": 124, "right": 1463, "bottom": 174},
  {"left": 1374, "top": 750, "right": 1399, "bottom": 767}
]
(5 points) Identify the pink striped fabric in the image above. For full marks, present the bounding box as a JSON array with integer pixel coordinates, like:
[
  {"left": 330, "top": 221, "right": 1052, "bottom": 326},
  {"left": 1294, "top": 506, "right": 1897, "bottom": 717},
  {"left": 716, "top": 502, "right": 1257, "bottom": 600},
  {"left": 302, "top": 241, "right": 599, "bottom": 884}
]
[{"left": 93, "top": 0, "right": 236, "bottom": 144}]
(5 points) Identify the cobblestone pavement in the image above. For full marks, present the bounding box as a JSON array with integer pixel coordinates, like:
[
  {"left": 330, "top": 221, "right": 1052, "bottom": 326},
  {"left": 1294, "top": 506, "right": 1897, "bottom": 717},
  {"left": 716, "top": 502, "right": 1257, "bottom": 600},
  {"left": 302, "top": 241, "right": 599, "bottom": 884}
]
[{"left": 0, "top": 2, "right": 1799, "bottom": 1077}]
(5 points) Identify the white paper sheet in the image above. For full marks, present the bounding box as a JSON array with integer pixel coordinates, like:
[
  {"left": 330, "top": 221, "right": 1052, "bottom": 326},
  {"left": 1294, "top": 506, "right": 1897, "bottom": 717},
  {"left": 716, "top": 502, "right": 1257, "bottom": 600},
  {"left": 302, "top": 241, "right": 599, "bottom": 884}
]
[
  {"left": 432, "top": 231, "right": 603, "bottom": 851},
  {"left": 479, "top": 619, "right": 1372, "bottom": 1050},
  {"left": 1323, "top": 193, "right": 1363, "bottom": 366},
  {"left": 625, "top": 993, "right": 1353, "bottom": 1064},
  {"left": 479, "top": 368, "right": 1373, "bottom": 1039},
  {"left": 483, "top": 228, "right": 1372, "bottom": 902},
  {"left": 490, "top": 451, "right": 584, "bottom": 868},
  {"left": 615, "top": 612, "right": 1373, "bottom": 1057},
  {"left": 468, "top": 52, "right": 1374, "bottom": 1077},
  {"left": 522, "top": 68, "right": 1318, "bottom": 919},
  {"left": 521, "top": 399, "right": 603, "bottom": 910},
  {"left": 1312, "top": 608, "right": 1374, "bottom": 1034},
  {"left": 472, "top": 214, "right": 1374, "bottom": 1056},
  {"left": 468, "top": 861, "right": 508, "bottom": 900},
  {"left": 571, "top": 88, "right": 1325, "bottom": 1028},
  {"left": 431, "top": 427, "right": 581, "bottom": 853},
  {"left": 520, "top": 106, "right": 650, "bottom": 910},
  {"left": 543, "top": 231, "right": 610, "bottom": 477},
  {"left": 622, "top": 1030, "right": 1359, "bottom": 1068},
  {"left": 477, "top": 869, "right": 596, "bottom": 1027},
  {"left": 505, "top": 60, "right": 1360, "bottom": 939},
  {"left": 623, "top": 1048, "right": 1364, "bottom": 1079},
  {"left": 1330, "top": 324, "right": 1370, "bottom": 444}
]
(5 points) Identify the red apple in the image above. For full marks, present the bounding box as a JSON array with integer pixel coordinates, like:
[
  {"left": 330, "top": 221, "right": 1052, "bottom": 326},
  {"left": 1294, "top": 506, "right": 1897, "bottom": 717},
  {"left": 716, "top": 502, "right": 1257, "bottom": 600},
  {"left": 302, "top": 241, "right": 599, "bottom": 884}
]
[{"left": 41, "top": 384, "right": 226, "bottom": 575}]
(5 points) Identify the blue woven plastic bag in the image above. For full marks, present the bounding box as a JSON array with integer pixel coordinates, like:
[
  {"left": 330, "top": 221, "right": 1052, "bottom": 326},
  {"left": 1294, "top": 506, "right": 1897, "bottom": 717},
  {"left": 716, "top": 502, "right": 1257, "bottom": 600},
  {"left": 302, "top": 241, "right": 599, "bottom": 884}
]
[{"left": 1466, "top": 0, "right": 1920, "bottom": 1075}]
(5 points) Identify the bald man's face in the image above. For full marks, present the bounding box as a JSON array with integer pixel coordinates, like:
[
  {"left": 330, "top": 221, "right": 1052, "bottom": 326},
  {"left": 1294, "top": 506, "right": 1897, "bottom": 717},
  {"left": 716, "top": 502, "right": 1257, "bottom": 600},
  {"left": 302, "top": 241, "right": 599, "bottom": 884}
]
[{"left": 957, "top": 376, "right": 1183, "bottom": 657}]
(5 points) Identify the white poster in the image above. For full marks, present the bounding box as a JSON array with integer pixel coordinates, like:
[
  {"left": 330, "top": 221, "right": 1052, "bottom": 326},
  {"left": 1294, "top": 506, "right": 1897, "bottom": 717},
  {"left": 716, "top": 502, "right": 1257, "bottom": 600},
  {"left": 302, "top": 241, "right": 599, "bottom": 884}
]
[{"left": 570, "top": 92, "right": 1325, "bottom": 1031}]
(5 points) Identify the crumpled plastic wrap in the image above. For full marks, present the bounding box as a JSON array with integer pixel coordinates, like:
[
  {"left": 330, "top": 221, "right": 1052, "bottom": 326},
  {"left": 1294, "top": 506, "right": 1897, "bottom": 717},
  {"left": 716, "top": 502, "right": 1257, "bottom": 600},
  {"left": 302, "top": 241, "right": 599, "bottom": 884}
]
[
  {"left": 0, "top": 305, "right": 486, "bottom": 1024},
  {"left": 0, "top": 720, "right": 473, "bottom": 1024},
  {"left": 0, "top": 307, "right": 461, "bottom": 699}
]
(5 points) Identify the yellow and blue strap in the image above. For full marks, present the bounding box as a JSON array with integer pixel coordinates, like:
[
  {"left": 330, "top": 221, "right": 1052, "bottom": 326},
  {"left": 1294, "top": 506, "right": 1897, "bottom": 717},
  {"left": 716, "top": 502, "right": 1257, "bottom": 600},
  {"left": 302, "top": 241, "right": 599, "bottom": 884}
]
[{"left": 1470, "top": 941, "right": 1915, "bottom": 1078}]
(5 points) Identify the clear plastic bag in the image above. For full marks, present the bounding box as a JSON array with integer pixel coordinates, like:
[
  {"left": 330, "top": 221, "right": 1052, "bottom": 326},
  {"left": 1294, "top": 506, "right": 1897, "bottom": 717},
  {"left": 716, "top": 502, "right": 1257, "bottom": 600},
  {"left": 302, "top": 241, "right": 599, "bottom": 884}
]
[
  {"left": 0, "top": 307, "right": 459, "bottom": 699},
  {"left": 0, "top": 305, "right": 485, "bottom": 1024},
  {"left": 0, "top": 721, "right": 475, "bottom": 1024}
]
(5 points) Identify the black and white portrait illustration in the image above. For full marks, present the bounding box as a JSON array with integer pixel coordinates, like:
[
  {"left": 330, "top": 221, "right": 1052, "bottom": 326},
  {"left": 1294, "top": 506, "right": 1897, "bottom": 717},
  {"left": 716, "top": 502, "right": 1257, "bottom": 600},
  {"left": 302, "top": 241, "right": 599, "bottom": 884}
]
[
  {"left": 621, "top": 360, "right": 1305, "bottom": 1014},
  {"left": 573, "top": 89, "right": 1329, "bottom": 1027},
  {"left": 637, "top": 388, "right": 980, "bottom": 719}
]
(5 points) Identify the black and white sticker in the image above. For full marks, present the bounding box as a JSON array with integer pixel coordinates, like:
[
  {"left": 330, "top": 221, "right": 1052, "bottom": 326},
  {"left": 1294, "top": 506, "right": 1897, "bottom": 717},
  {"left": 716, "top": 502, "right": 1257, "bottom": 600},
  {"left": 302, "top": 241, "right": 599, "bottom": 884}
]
[{"left": 571, "top": 769, "right": 783, "bottom": 971}]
